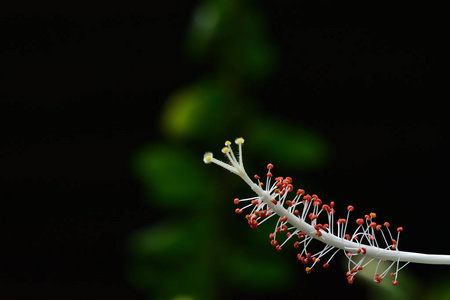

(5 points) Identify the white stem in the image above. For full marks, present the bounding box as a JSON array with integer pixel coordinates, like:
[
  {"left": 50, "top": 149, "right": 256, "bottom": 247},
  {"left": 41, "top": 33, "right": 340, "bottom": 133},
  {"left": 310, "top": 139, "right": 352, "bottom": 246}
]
[{"left": 243, "top": 179, "right": 450, "bottom": 266}]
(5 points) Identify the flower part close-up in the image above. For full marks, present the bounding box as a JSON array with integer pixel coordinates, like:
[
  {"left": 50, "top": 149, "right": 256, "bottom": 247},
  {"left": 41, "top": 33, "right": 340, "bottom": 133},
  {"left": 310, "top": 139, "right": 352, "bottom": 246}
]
[{"left": 204, "top": 138, "right": 450, "bottom": 286}]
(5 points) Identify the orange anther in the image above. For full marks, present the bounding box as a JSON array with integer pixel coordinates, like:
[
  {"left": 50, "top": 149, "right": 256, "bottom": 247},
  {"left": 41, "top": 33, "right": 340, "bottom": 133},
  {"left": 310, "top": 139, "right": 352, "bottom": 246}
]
[
  {"left": 305, "top": 267, "right": 311, "bottom": 274},
  {"left": 397, "top": 227, "right": 403, "bottom": 232},
  {"left": 370, "top": 212, "right": 376, "bottom": 218}
]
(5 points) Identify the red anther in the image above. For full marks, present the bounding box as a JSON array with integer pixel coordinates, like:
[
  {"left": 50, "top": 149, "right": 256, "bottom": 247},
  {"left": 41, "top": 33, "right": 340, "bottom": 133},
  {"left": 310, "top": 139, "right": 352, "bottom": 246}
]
[
  {"left": 270, "top": 240, "right": 278, "bottom": 247},
  {"left": 294, "top": 210, "right": 300, "bottom": 216},
  {"left": 397, "top": 227, "right": 403, "bottom": 232},
  {"left": 234, "top": 198, "right": 240, "bottom": 205},
  {"left": 312, "top": 257, "right": 316, "bottom": 262},
  {"left": 348, "top": 276, "right": 355, "bottom": 284},
  {"left": 276, "top": 227, "right": 282, "bottom": 234},
  {"left": 254, "top": 174, "right": 260, "bottom": 180},
  {"left": 285, "top": 177, "right": 293, "bottom": 184},
  {"left": 390, "top": 273, "right": 395, "bottom": 277},
  {"left": 344, "top": 234, "right": 351, "bottom": 240},
  {"left": 314, "top": 224, "right": 322, "bottom": 231},
  {"left": 267, "top": 163, "right": 274, "bottom": 170},
  {"left": 350, "top": 268, "right": 358, "bottom": 274},
  {"left": 249, "top": 219, "right": 258, "bottom": 230},
  {"left": 251, "top": 200, "right": 259, "bottom": 205},
  {"left": 280, "top": 216, "right": 288, "bottom": 223},
  {"left": 282, "top": 225, "right": 288, "bottom": 232},
  {"left": 312, "top": 194, "right": 318, "bottom": 199},
  {"left": 297, "top": 189, "right": 305, "bottom": 196},
  {"left": 275, "top": 177, "right": 283, "bottom": 182},
  {"left": 369, "top": 235, "right": 375, "bottom": 240},
  {"left": 276, "top": 245, "right": 282, "bottom": 251},
  {"left": 298, "top": 232, "right": 306, "bottom": 239},
  {"left": 271, "top": 199, "right": 278, "bottom": 205},
  {"left": 330, "top": 208, "right": 335, "bottom": 215},
  {"left": 376, "top": 224, "right": 382, "bottom": 231},
  {"left": 322, "top": 204, "right": 330, "bottom": 211},
  {"left": 346, "top": 252, "right": 352, "bottom": 257},
  {"left": 309, "top": 214, "right": 318, "bottom": 221},
  {"left": 337, "top": 218, "right": 346, "bottom": 224},
  {"left": 235, "top": 208, "right": 243, "bottom": 214},
  {"left": 347, "top": 205, "right": 354, "bottom": 211},
  {"left": 286, "top": 184, "right": 294, "bottom": 192},
  {"left": 330, "top": 201, "right": 335, "bottom": 208},
  {"left": 276, "top": 182, "right": 282, "bottom": 188},
  {"left": 294, "top": 241, "right": 300, "bottom": 249},
  {"left": 323, "top": 263, "right": 329, "bottom": 269},
  {"left": 384, "top": 222, "right": 390, "bottom": 227},
  {"left": 303, "top": 194, "right": 312, "bottom": 202},
  {"left": 392, "top": 280, "right": 398, "bottom": 286},
  {"left": 358, "top": 266, "right": 363, "bottom": 271},
  {"left": 297, "top": 254, "right": 302, "bottom": 260},
  {"left": 364, "top": 214, "right": 370, "bottom": 220},
  {"left": 376, "top": 276, "right": 383, "bottom": 283},
  {"left": 286, "top": 200, "right": 293, "bottom": 207},
  {"left": 361, "top": 247, "right": 367, "bottom": 255},
  {"left": 259, "top": 211, "right": 267, "bottom": 218},
  {"left": 323, "top": 224, "right": 329, "bottom": 230},
  {"left": 267, "top": 172, "right": 273, "bottom": 177},
  {"left": 306, "top": 253, "right": 312, "bottom": 260},
  {"left": 356, "top": 249, "right": 361, "bottom": 254},
  {"left": 269, "top": 233, "right": 275, "bottom": 240},
  {"left": 369, "top": 222, "right": 377, "bottom": 229},
  {"left": 286, "top": 232, "right": 291, "bottom": 238}
]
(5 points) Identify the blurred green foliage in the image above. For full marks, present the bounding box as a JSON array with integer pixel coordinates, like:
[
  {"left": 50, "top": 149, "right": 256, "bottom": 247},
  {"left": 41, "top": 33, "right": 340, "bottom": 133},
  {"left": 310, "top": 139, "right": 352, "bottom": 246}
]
[{"left": 127, "top": 1, "right": 332, "bottom": 299}]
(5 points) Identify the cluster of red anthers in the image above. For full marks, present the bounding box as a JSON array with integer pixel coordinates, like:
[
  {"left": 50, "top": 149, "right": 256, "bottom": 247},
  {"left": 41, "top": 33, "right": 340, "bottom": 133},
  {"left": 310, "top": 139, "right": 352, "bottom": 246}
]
[{"left": 233, "top": 163, "right": 406, "bottom": 285}]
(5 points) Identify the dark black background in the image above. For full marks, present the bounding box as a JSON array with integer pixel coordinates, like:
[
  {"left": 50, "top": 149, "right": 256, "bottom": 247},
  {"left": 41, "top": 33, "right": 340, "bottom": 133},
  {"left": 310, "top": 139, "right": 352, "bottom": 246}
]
[{"left": 1, "top": 1, "right": 449, "bottom": 299}]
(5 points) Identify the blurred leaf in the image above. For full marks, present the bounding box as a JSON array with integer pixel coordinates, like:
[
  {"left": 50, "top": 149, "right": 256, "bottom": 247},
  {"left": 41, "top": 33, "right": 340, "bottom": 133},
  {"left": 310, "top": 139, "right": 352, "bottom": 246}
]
[
  {"left": 129, "top": 220, "right": 199, "bottom": 259},
  {"left": 425, "top": 274, "right": 450, "bottom": 300},
  {"left": 248, "top": 119, "right": 331, "bottom": 170},
  {"left": 128, "top": 219, "right": 215, "bottom": 300},
  {"left": 225, "top": 247, "right": 293, "bottom": 290},
  {"left": 132, "top": 144, "right": 211, "bottom": 208},
  {"left": 186, "top": 0, "right": 277, "bottom": 83},
  {"left": 160, "top": 81, "right": 229, "bottom": 140},
  {"left": 349, "top": 259, "right": 419, "bottom": 300}
]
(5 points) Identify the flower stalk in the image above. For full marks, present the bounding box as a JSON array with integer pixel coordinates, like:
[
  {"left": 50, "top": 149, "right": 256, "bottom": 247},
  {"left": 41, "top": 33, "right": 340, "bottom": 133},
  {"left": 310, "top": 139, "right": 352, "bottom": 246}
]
[{"left": 204, "top": 138, "right": 450, "bottom": 285}]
